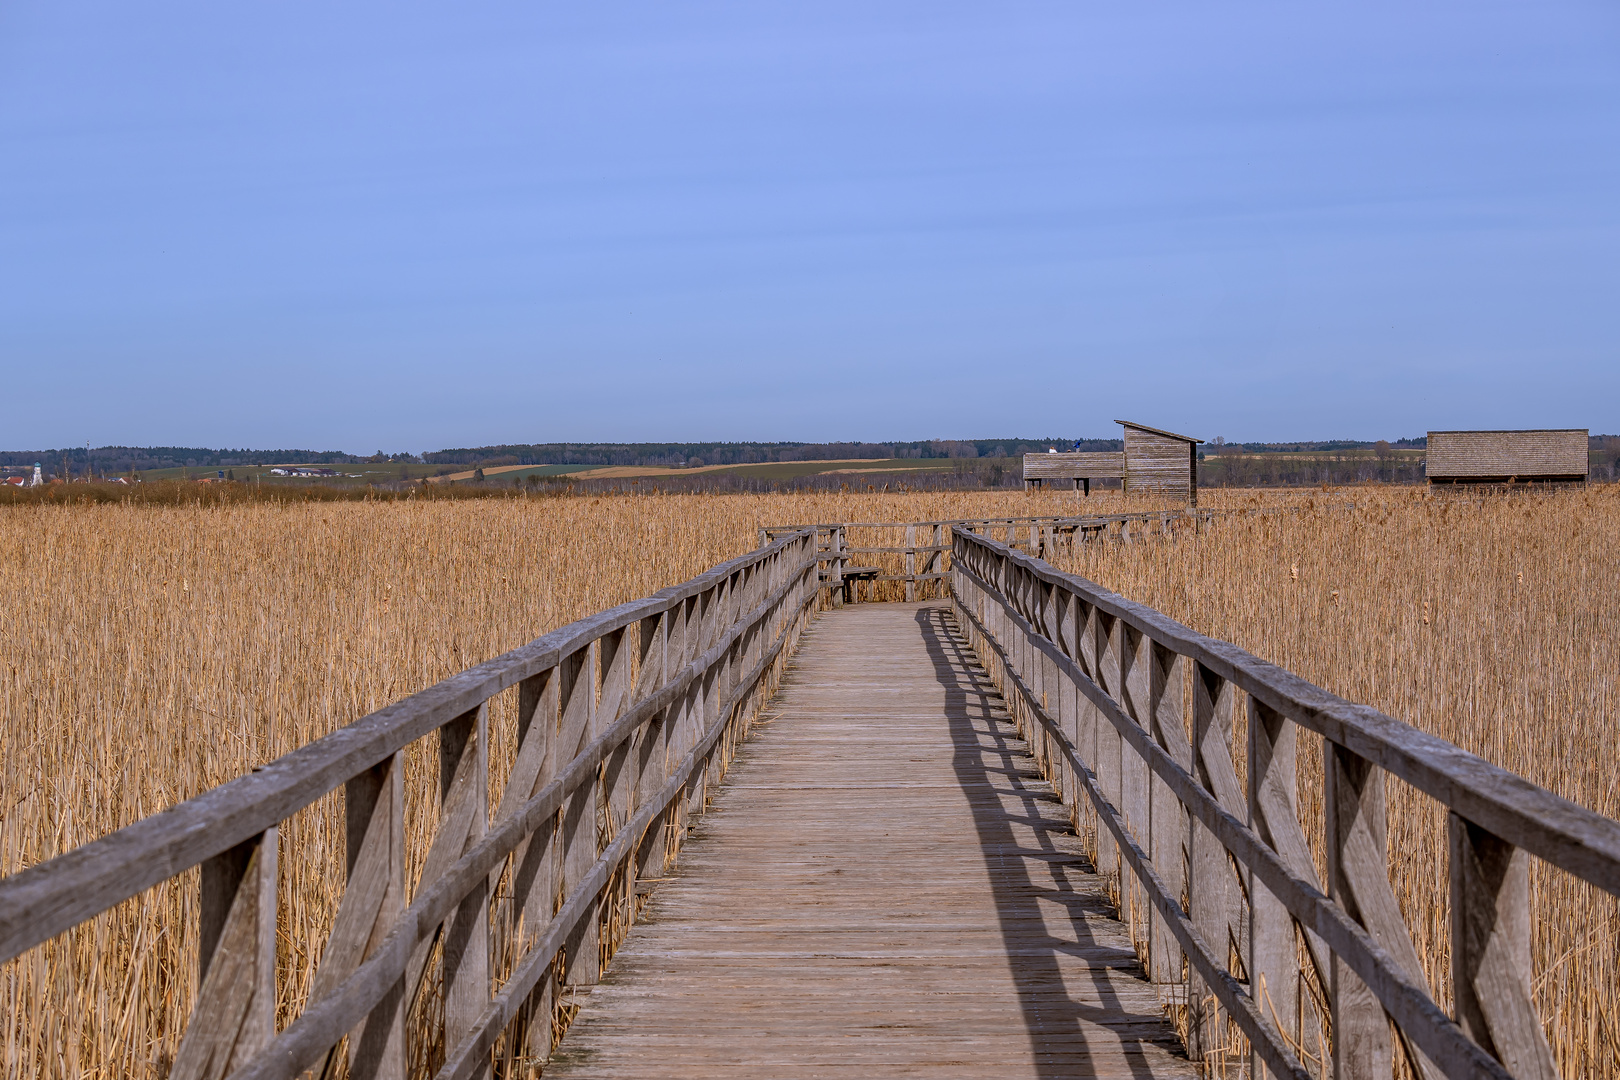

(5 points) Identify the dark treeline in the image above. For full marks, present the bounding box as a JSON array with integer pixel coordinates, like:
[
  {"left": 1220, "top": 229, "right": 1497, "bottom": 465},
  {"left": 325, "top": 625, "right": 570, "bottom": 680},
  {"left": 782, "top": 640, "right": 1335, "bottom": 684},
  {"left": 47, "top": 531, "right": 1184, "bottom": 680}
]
[
  {"left": 1198, "top": 456, "right": 1428, "bottom": 487},
  {"left": 1199, "top": 435, "right": 1620, "bottom": 487},
  {"left": 0, "top": 465, "right": 1045, "bottom": 506},
  {"left": 1207, "top": 436, "right": 1428, "bottom": 452},
  {"left": 0, "top": 439, "right": 1111, "bottom": 478},
  {"left": 0, "top": 446, "right": 419, "bottom": 474},
  {"left": 422, "top": 438, "right": 1118, "bottom": 468},
  {"left": 6, "top": 435, "right": 1616, "bottom": 484}
]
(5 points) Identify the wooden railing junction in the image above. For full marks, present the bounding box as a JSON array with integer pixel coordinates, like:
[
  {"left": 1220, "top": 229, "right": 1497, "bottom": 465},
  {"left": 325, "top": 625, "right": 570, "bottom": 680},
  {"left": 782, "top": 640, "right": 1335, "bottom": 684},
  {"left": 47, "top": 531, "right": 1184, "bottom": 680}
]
[
  {"left": 762, "top": 509, "right": 1214, "bottom": 605},
  {"left": 949, "top": 525, "right": 1620, "bottom": 1080},
  {"left": 0, "top": 529, "right": 820, "bottom": 1080}
]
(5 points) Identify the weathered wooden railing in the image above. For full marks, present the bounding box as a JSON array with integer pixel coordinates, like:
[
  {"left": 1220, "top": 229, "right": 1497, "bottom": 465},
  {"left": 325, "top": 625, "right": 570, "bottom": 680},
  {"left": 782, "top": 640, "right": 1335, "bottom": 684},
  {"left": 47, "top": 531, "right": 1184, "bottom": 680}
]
[
  {"left": 0, "top": 529, "right": 820, "bottom": 1080},
  {"left": 762, "top": 510, "right": 1214, "bottom": 605},
  {"left": 949, "top": 526, "right": 1620, "bottom": 1080}
]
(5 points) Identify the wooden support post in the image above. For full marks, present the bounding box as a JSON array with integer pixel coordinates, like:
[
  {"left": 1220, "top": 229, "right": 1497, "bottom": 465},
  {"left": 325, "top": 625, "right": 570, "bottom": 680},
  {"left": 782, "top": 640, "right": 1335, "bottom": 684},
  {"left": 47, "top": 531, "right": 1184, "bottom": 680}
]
[
  {"left": 559, "top": 644, "right": 599, "bottom": 988},
  {"left": 598, "top": 626, "right": 636, "bottom": 961},
  {"left": 1248, "top": 699, "right": 1300, "bottom": 1080},
  {"left": 1053, "top": 591, "right": 1077, "bottom": 815},
  {"left": 1093, "top": 613, "right": 1122, "bottom": 886},
  {"left": 1147, "top": 642, "right": 1187, "bottom": 995},
  {"left": 1038, "top": 589, "right": 1060, "bottom": 797},
  {"left": 1188, "top": 664, "right": 1240, "bottom": 1063},
  {"left": 1326, "top": 744, "right": 1390, "bottom": 1080},
  {"left": 505, "top": 670, "right": 560, "bottom": 1065},
  {"left": 341, "top": 757, "right": 406, "bottom": 1079},
  {"left": 904, "top": 523, "right": 917, "bottom": 603},
  {"left": 690, "top": 654, "right": 720, "bottom": 819},
  {"left": 1076, "top": 601, "right": 1101, "bottom": 850},
  {"left": 1449, "top": 814, "right": 1558, "bottom": 1080},
  {"left": 1119, "top": 624, "right": 1152, "bottom": 943},
  {"left": 931, "top": 523, "right": 943, "bottom": 600},
  {"left": 636, "top": 612, "right": 671, "bottom": 879},
  {"left": 440, "top": 704, "right": 489, "bottom": 1072},
  {"left": 706, "top": 619, "right": 735, "bottom": 794},
  {"left": 830, "top": 527, "right": 846, "bottom": 608},
  {"left": 171, "top": 827, "right": 278, "bottom": 1080}
]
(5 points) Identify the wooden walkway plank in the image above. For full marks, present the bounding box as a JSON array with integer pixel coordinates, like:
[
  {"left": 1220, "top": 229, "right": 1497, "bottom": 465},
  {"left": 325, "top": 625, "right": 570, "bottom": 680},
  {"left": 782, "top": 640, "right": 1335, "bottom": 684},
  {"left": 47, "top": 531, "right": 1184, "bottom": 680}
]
[{"left": 545, "top": 601, "right": 1194, "bottom": 1079}]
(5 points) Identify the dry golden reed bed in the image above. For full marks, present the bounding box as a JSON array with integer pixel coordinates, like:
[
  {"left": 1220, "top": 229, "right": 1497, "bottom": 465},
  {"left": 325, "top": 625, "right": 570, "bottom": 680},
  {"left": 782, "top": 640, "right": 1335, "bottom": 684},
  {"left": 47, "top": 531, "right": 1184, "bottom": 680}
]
[
  {"left": 5, "top": 487, "right": 1617, "bottom": 1077},
  {"left": 1053, "top": 486, "right": 1620, "bottom": 1078},
  {"left": 0, "top": 490, "right": 1096, "bottom": 1078}
]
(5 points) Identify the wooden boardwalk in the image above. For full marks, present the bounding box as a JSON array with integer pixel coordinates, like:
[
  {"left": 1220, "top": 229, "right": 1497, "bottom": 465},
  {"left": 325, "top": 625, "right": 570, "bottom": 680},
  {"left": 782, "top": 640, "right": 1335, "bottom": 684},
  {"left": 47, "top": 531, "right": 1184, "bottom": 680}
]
[{"left": 547, "top": 601, "right": 1195, "bottom": 1079}]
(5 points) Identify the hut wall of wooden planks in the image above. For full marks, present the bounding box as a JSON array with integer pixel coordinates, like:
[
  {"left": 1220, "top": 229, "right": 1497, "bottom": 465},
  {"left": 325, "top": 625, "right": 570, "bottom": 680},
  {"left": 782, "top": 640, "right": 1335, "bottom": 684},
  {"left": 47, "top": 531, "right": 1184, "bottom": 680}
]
[
  {"left": 1425, "top": 429, "right": 1589, "bottom": 484},
  {"left": 1118, "top": 420, "right": 1201, "bottom": 506},
  {"left": 1021, "top": 421, "right": 1202, "bottom": 504},
  {"left": 1020, "top": 451, "right": 1126, "bottom": 495}
]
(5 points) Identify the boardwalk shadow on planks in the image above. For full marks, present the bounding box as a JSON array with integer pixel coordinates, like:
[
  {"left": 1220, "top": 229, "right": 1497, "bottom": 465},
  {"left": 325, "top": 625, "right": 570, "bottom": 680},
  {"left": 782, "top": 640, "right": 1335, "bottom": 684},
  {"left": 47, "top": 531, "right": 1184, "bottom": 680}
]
[{"left": 915, "top": 605, "right": 1186, "bottom": 1080}]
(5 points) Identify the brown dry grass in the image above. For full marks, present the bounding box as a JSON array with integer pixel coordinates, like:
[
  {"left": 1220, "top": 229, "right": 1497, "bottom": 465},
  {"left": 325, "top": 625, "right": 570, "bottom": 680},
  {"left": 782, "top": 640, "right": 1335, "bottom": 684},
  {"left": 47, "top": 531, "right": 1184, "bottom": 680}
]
[
  {"left": 10, "top": 485, "right": 1610, "bottom": 1077},
  {"left": 0, "top": 489, "right": 1106, "bottom": 1078},
  {"left": 1051, "top": 485, "right": 1620, "bottom": 1078}
]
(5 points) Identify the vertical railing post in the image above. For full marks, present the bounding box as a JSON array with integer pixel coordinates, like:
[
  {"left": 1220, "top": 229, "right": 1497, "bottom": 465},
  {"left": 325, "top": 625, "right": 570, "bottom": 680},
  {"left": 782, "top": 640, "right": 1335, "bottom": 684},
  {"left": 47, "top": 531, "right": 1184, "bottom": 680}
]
[
  {"left": 1037, "top": 585, "right": 1060, "bottom": 797},
  {"left": 830, "top": 527, "right": 846, "bottom": 607},
  {"left": 1248, "top": 699, "right": 1300, "bottom": 1079},
  {"left": 1119, "top": 624, "right": 1152, "bottom": 946},
  {"left": 1147, "top": 642, "right": 1187, "bottom": 997},
  {"left": 1076, "top": 600, "right": 1101, "bottom": 854},
  {"left": 678, "top": 591, "right": 703, "bottom": 834},
  {"left": 1188, "top": 663, "right": 1240, "bottom": 1064},
  {"left": 1053, "top": 589, "right": 1077, "bottom": 815},
  {"left": 635, "top": 611, "right": 671, "bottom": 881},
  {"left": 1449, "top": 814, "right": 1558, "bottom": 1079},
  {"left": 1093, "top": 612, "right": 1123, "bottom": 889},
  {"left": 596, "top": 626, "right": 636, "bottom": 963},
  {"left": 505, "top": 668, "right": 560, "bottom": 1065},
  {"left": 559, "top": 644, "right": 600, "bottom": 989},
  {"left": 171, "top": 826, "right": 278, "bottom": 1080},
  {"left": 931, "top": 522, "right": 944, "bottom": 600},
  {"left": 343, "top": 757, "right": 405, "bottom": 1079},
  {"left": 905, "top": 523, "right": 917, "bottom": 603},
  {"left": 1326, "top": 744, "right": 1390, "bottom": 1079},
  {"left": 440, "top": 704, "right": 489, "bottom": 1073}
]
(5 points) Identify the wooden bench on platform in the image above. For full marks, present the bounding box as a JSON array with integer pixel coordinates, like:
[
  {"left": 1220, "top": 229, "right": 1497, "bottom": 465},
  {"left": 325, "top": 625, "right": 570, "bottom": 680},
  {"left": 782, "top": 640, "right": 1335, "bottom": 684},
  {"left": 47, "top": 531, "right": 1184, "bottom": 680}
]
[{"left": 823, "top": 564, "right": 881, "bottom": 604}]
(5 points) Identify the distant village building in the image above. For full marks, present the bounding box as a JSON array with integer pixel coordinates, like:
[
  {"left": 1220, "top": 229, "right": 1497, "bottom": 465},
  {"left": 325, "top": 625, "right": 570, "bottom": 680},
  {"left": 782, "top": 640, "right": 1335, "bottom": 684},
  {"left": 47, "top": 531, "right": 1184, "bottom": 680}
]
[
  {"left": 268, "top": 466, "right": 338, "bottom": 477},
  {"left": 1425, "top": 430, "right": 1589, "bottom": 484},
  {"left": 0, "top": 464, "right": 43, "bottom": 487},
  {"left": 1023, "top": 420, "right": 1202, "bottom": 504}
]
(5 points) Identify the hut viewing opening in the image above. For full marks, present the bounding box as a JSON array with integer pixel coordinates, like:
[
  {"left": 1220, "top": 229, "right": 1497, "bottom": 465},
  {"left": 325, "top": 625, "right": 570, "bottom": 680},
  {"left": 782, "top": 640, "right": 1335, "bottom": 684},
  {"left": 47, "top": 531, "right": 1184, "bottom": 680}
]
[{"left": 1425, "top": 429, "right": 1589, "bottom": 484}]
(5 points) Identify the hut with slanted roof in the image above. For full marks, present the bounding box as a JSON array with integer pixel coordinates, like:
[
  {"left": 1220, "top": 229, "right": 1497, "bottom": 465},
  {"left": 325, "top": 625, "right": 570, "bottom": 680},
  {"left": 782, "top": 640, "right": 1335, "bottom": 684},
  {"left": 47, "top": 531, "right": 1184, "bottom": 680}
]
[
  {"left": 1118, "top": 420, "right": 1202, "bottom": 505},
  {"left": 1425, "top": 429, "right": 1588, "bottom": 484}
]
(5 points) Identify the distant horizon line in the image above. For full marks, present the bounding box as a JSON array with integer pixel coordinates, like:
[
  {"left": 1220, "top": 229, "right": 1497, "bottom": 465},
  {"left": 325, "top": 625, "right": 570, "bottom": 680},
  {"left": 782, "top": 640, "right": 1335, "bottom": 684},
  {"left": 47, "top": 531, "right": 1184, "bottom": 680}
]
[{"left": 2, "top": 433, "right": 1452, "bottom": 459}]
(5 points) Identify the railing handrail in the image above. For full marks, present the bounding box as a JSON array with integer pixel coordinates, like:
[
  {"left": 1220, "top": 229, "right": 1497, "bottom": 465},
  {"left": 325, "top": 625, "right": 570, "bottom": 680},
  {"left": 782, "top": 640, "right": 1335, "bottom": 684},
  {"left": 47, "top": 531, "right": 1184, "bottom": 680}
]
[
  {"left": 0, "top": 530, "right": 813, "bottom": 967},
  {"left": 950, "top": 525, "right": 1600, "bottom": 1080},
  {"left": 0, "top": 527, "right": 822, "bottom": 1080},
  {"left": 955, "top": 529, "right": 1620, "bottom": 895}
]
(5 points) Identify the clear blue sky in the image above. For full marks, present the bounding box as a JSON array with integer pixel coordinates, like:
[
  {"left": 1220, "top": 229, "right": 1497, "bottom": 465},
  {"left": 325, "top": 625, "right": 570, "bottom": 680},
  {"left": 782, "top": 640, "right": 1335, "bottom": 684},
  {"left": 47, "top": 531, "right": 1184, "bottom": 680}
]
[{"left": 2, "top": 2, "right": 1616, "bottom": 453}]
